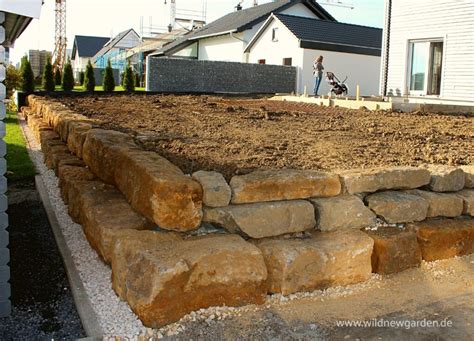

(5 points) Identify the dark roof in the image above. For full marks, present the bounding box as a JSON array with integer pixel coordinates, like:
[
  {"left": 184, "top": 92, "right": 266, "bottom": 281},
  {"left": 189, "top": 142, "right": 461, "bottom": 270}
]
[
  {"left": 71, "top": 35, "right": 110, "bottom": 59},
  {"left": 92, "top": 28, "right": 140, "bottom": 61},
  {"left": 155, "top": 0, "right": 336, "bottom": 56},
  {"left": 248, "top": 14, "right": 382, "bottom": 56}
]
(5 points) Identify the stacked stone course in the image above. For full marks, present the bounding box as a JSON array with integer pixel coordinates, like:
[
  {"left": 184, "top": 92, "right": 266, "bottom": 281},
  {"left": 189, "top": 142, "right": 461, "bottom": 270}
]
[{"left": 24, "top": 95, "right": 474, "bottom": 328}]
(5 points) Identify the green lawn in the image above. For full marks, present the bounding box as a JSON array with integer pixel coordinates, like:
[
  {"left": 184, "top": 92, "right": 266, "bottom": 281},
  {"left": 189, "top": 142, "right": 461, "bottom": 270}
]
[{"left": 4, "top": 111, "right": 36, "bottom": 182}]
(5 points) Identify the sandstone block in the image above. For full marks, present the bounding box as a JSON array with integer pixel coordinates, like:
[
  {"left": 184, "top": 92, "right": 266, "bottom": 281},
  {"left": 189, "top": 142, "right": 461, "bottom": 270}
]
[
  {"left": 58, "top": 165, "right": 96, "bottom": 203},
  {"left": 44, "top": 144, "right": 70, "bottom": 170},
  {"left": 67, "top": 181, "right": 109, "bottom": 223},
  {"left": 455, "top": 189, "right": 474, "bottom": 216},
  {"left": 51, "top": 153, "right": 82, "bottom": 175},
  {"left": 67, "top": 121, "right": 93, "bottom": 158},
  {"left": 111, "top": 233, "right": 267, "bottom": 328},
  {"left": 192, "top": 170, "right": 231, "bottom": 207},
  {"left": 257, "top": 230, "right": 373, "bottom": 295},
  {"left": 111, "top": 229, "right": 182, "bottom": 298},
  {"left": 340, "top": 167, "right": 431, "bottom": 194},
  {"left": 82, "top": 129, "right": 139, "bottom": 184},
  {"left": 364, "top": 227, "right": 421, "bottom": 274},
  {"left": 39, "top": 130, "right": 60, "bottom": 147},
  {"left": 310, "top": 195, "right": 376, "bottom": 231},
  {"left": 114, "top": 149, "right": 203, "bottom": 232},
  {"left": 203, "top": 200, "right": 316, "bottom": 238},
  {"left": 406, "top": 190, "right": 464, "bottom": 218},
  {"left": 366, "top": 191, "right": 429, "bottom": 223},
  {"left": 229, "top": 169, "right": 341, "bottom": 204},
  {"left": 77, "top": 184, "right": 155, "bottom": 262},
  {"left": 412, "top": 218, "right": 474, "bottom": 261},
  {"left": 461, "top": 165, "right": 474, "bottom": 188},
  {"left": 427, "top": 165, "right": 465, "bottom": 192}
]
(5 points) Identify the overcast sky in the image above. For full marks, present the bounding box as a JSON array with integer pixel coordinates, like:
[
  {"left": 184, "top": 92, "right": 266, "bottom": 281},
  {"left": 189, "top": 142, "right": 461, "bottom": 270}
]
[{"left": 10, "top": 0, "right": 384, "bottom": 64}]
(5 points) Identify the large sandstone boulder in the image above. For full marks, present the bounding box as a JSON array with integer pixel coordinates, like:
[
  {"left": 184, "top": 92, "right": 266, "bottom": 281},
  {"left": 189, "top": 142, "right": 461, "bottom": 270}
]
[
  {"left": 461, "top": 165, "right": 474, "bottom": 188},
  {"left": 257, "top": 230, "right": 373, "bottom": 295},
  {"left": 77, "top": 183, "right": 155, "bottom": 263},
  {"left": 366, "top": 191, "right": 429, "bottom": 223},
  {"left": 44, "top": 144, "right": 71, "bottom": 170},
  {"left": 56, "top": 114, "right": 89, "bottom": 142},
  {"left": 364, "top": 226, "right": 421, "bottom": 274},
  {"left": 310, "top": 195, "right": 376, "bottom": 231},
  {"left": 203, "top": 200, "right": 316, "bottom": 238},
  {"left": 229, "top": 169, "right": 341, "bottom": 204},
  {"left": 67, "top": 121, "right": 93, "bottom": 158},
  {"left": 406, "top": 189, "right": 464, "bottom": 218},
  {"left": 455, "top": 189, "right": 474, "bottom": 216},
  {"left": 82, "top": 129, "right": 138, "bottom": 184},
  {"left": 111, "top": 233, "right": 267, "bottom": 328},
  {"left": 427, "top": 165, "right": 465, "bottom": 192},
  {"left": 110, "top": 229, "right": 182, "bottom": 298},
  {"left": 67, "top": 180, "right": 109, "bottom": 223},
  {"left": 192, "top": 170, "right": 231, "bottom": 207},
  {"left": 114, "top": 149, "right": 203, "bottom": 232},
  {"left": 412, "top": 218, "right": 474, "bottom": 261},
  {"left": 58, "top": 165, "right": 96, "bottom": 203},
  {"left": 339, "top": 167, "right": 431, "bottom": 194}
]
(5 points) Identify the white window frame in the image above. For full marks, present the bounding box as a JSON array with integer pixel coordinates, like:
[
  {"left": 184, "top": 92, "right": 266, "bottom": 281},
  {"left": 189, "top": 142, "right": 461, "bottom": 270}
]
[{"left": 406, "top": 38, "right": 444, "bottom": 97}]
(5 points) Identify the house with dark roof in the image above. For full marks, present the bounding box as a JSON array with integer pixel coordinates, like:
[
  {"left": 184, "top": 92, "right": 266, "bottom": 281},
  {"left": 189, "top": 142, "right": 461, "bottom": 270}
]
[
  {"left": 150, "top": 0, "right": 382, "bottom": 95},
  {"left": 92, "top": 28, "right": 141, "bottom": 73},
  {"left": 244, "top": 13, "right": 382, "bottom": 95},
  {"left": 71, "top": 35, "right": 110, "bottom": 79},
  {"left": 153, "top": 0, "right": 335, "bottom": 61}
]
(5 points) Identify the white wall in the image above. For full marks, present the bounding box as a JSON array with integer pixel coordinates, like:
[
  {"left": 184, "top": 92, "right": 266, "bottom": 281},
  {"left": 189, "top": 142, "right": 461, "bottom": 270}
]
[
  {"left": 384, "top": 0, "right": 474, "bottom": 101},
  {"left": 280, "top": 3, "right": 319, "bottom": 19},
  {"left": 302, "top": 49, "right": 381, "bottom": 96},
  {"left": 116, "top": 31, "right": 140, "bottom": 49},
  {"left": 247, "top": 19, "right": 302, "bottom": 90},
  {"left": 198, "top": 34, "right": 245, "bottom": 62}
]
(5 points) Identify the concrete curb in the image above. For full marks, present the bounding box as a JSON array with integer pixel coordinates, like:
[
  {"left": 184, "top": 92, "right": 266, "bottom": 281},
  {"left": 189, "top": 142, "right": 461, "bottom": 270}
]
[{"left": 18, "top": 114, "right": 103, "bottom": 338}]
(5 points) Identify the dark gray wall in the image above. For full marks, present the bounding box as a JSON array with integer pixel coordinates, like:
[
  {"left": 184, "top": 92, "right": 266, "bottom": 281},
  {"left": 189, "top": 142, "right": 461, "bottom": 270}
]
[
  {"left": 93, "top": 68, "right": 120, "bottom": 86},
  {"left": 146, "top": 57, "right": 296, "bottom": 94}
]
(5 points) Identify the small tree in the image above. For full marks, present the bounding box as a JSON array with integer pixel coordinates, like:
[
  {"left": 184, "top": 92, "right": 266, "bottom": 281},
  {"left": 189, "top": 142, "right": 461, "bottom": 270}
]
[
  {"left": 54, "top": 67, "right": 62, "bottom": 86},
  {"left": 20, "top": 56, "right": 35, "bottom": 93},
  {"left": 79, "top": 71, "right": 85, "bottom": 85},
  {"left": 123, "top": 63, "right": 135, "bottom": 92},
  {"left": 42, "top": 57, "right": 55, "bottom": 91},
  {"left": 62, "top": 59, "right": 75, "bottom": 91},
  {"left": 102, "top": 59, "right": 115, "bottom": 92},
  {"left": 84, "top": 60, "right": 95, "bottom": 92},
  {"left": 135, "top": 72, "right": 140, "bottom": 88},
  {"left": 5, "top": 64, "right": 22, "bottom": 97}
]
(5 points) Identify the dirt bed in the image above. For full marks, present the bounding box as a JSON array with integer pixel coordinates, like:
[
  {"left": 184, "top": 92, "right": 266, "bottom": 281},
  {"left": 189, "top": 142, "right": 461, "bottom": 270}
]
[{"left": 59, "top": 94, "right": 473, "bottom": 179}]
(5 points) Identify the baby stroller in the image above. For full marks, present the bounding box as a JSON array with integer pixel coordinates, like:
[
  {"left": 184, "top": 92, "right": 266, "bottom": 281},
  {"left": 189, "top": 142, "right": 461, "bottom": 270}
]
[{"left": 326, "top": 72, "right": 349, "bottom": 96}]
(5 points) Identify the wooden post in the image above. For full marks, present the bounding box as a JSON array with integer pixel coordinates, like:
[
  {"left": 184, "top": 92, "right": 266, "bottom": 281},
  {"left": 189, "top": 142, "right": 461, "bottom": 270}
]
[{"left": 356, "top": 85, "right": 360, "bottom": 101}]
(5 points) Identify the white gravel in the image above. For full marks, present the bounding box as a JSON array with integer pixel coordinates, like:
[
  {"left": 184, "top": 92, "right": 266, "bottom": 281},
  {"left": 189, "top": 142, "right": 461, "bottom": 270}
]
[{"left": 20, "top": 119, "right": 385, "bottom": 339}]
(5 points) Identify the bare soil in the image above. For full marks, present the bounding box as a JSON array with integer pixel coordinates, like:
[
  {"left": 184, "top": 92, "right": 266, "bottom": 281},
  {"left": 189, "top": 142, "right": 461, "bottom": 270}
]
[{"left": 59, "top": 94, "right": 474, "bottom": 179}]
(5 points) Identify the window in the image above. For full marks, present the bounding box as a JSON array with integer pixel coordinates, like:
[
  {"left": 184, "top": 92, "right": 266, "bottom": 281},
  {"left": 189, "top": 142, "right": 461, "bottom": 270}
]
[
  {"left": 283, "top": 58, "right": 292, "bottom": 66},
  {"left": 258, "top": 59, "right": 266, "bottom": 65},
  {"left": 272, "top": 28, "right": 278, "bottom": 42},
  {"left": 409, "top": 40, "right": 443, "bottom": 95}
]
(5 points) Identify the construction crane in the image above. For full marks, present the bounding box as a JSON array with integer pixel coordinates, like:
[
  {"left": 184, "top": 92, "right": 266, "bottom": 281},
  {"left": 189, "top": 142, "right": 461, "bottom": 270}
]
[
  {"left": 52, "top": 0, "right": 67, "bottom": 71},
  {"left": 164, "top": 0, "right": 176, "bottom": 31}
]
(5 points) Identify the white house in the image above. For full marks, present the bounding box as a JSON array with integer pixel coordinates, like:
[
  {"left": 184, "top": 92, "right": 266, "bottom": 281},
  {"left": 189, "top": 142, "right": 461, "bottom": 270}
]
[
  {"left": 71, "top": 35, "right": 109, "bottom": 79},
  {"left": 154, "top": 0, "right": 382, "bottom": 95},
  {"left": 93, "top": 29, "right": 141, "bottom": 72},
  {"left": 380, "top": 0, "right": 474, "bottom": 104},
  {"left": 245, "top": 13, "right": 382, "bottom": 96}
]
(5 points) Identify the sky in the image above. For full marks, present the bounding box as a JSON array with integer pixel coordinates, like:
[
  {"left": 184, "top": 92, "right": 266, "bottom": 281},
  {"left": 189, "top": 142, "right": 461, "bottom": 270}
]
[{"left": 10, "top": 0, "right": 384, "bottom": 65}]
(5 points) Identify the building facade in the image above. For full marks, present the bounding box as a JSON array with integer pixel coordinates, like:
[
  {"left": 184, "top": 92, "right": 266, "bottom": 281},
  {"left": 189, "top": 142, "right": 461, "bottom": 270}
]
[
  {"left": 380, "top": 0, "right": 474, "bottom": 104},
  {"left": 28, "top": 49, "right": 51, "bottom": 78}
]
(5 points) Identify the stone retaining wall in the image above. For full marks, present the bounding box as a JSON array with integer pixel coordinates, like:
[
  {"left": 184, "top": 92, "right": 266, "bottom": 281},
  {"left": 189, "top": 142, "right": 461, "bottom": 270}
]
[{"left": 24, "top": 95, "right": 474, "bottom": 328}]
